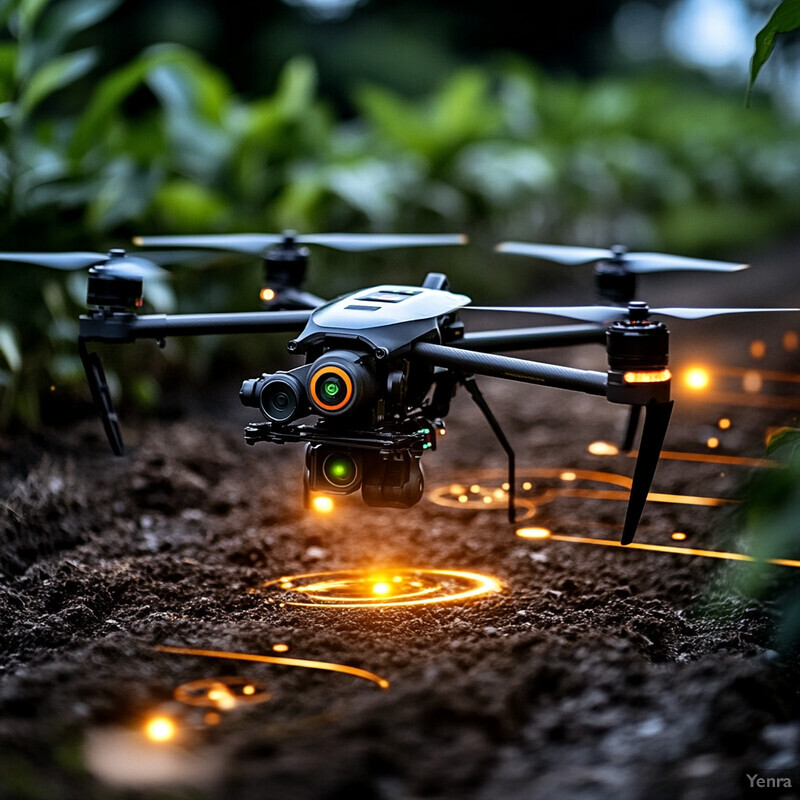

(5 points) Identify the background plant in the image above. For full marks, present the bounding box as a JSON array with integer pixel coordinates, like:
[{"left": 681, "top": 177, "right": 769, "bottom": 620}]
[{"left": 2, "top": 0, "right": 800, "bottom": 432}]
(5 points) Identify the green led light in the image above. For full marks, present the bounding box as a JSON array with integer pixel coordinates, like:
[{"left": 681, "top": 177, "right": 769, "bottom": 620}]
[{"left": 324, "top": 380, "right": 340, "bottom": 397}]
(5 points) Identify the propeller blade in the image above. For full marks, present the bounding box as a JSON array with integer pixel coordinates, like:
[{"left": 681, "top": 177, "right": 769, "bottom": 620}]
[
  {"left": 104, "top": 256, "right": 169, "bottom": 278},
  {"left": 650, "top": 306, "right": 799, "bottom": 319},
  {"left": 298, "top": 233, "right": 468, "bottom": 251},
  {"left": 78, "top": 341, "right": 125, "bottom": 456},
  {"left": 622, "top": 401, "right": 673, "bottom": 544},
  {"left": 495, "top": 242, "right": 748, "bottom": 273},
  {"left": 466, "top": 304, "right": 798, "bottom": 323},
  {"left": 134, "top": 232, "right": 468, "bottom": 255},
  {"left": 623, "top": 253, "right": 748, "bottom": 273},
  {"left": 133, "top": 234, "right": 283, "bottom": 255},
  {"left": 466, "top": 305, "right": 626, "bottom": 323},
  {"left": 495, "top": 242, "right": 611, "bottom": 264},
  {"left": 0, "top": 251, "right": 107, "bottom": 270}
]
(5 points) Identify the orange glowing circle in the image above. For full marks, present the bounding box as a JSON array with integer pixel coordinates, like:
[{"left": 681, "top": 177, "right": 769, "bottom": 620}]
[
  {"left": 309, "top": 365, "right": 353, "bottom": 412},
  {"left": 260, "top": 287, "right": 276, "bottom": 302},
  {"left": 144, "top": 716, "right": 176, "bottom": 743},
  {"left": 783, "top": 330, "right": 799, "bottom": 352},
  {"left": 470, "top": 484, "right": 481, "bottom": 493},
  {"left": 671, "top": 532, "right": 687, "bottom": 541},
  {"left": 272, "top": 643, "right": 290, "bottom": 653},
  {"left": 516, "top": 527, "right": 552, "bottom": 539},
  {"left": 718, "top": 418, "right": 731, "bottom": 430},
  {"left": 706, "top": 437, "right": 720, "bottom": 449},
  {"left": 174, "top": 676, "right": 270, "bottom": 709},
  {"left": 749, "top": 340, "right": 766, "bottom": 360},
  {"left": 684, "top": 367, "right": 710, "bottom": 391},
  {"left": 312, "top": 496, "right": 334, "bottom": 513},
  {"left": 262, "top": 568, "right": 503, "bottom": 608},
  {"left": 522, "top": 481, "right": 532, "bottom": 491},
  {"left": 587, "top": 441, "right": 619, "bottom": 456},
  {"left": 560, "top": 472, "right": 577, "bottom": 482}
]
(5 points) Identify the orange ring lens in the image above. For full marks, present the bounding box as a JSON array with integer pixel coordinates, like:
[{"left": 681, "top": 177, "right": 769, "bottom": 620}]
[{"left": 309, "top": 366, "right": 353, "bottom": 411}]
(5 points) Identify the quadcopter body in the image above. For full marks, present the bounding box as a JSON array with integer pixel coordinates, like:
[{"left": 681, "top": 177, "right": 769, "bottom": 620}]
[{"left": 2, "top": 233, "right": 793, "bottom": 545}]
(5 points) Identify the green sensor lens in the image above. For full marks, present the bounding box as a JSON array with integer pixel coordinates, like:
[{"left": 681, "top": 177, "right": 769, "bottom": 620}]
[{"left": 323, "top": 453, "right": 358, "bottom": 487}]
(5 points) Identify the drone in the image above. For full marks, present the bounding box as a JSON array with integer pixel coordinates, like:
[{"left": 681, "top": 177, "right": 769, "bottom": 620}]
[{"left": 2, "top": 234, "right": 794, "bottom": 546}]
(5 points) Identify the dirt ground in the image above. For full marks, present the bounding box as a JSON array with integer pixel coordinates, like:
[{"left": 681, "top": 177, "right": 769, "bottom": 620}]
[{"left": 2, "top": 239, "right": 800, "bottom": 800}]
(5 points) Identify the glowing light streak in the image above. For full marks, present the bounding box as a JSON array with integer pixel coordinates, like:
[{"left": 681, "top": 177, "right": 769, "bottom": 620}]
[
  {"left": 515, "top": 531, "right": 800, "bottom": 569},
  {"left": 155, "top": 645, "right": 390, "bottom": 690},
  {"left": 262, "top": 568, "right": 503, "bottom": 609},
  {"left": 516, "top": 527, "right": 552, "bottom": 539},
  {"left": 626, "top": 449, "right": 779, "bottom": 468},
  {"left": 144, "top": 716, "right": 176, "bottom": 743}
]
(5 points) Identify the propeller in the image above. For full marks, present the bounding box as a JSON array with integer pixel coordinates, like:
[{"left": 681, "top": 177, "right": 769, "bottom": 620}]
[
  {"left": 0, "top": 249, "right": 168, "bottom": 278},
  {"left": 465, "top": 301, "right": 798, "bottom": 324},
  {"left": 132, "top": 232, "right": 468, "bottom": 256},
  {"left": 495, "top": 242, "right": 748, "bottom": 274}
]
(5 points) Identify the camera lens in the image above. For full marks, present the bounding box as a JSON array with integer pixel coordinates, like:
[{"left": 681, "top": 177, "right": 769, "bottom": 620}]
[
  {"left": 322, "top": 453, "right": 359, "bottom": 489},
  {"left": 260, "top": 376, "right": 303, "bottom": 423}
]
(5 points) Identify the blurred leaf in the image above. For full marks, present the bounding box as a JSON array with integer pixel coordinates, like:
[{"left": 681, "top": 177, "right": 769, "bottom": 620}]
[
  {"left": 16, "top": 46, "right": 97, "bottom": 119},
  {"left": 152, "top": 179, "right": 230, "bottom": 233},
  {"left": 748, "top": 0, "right": 800, "bottom": 102},
  {"left": 0, "top": 322, "right": 21, "bottom": 373},
  {"left": 69, "top": 44, "right": 199, "bottom": 160}
]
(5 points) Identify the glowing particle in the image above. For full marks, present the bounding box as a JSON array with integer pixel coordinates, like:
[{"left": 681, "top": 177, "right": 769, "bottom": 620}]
[
  {"left": 438, "top": 428, "right": 446, "bottom": 436},
  {"left": 470, "top": 484, "right": 481, "bottom": 493},
  {"left": 450, "top": 484, "right": 465, "bottom": 495},
  {"left": 393, "top": 575, "right": 403, "bottom": 583},
  {"left": 718, "top": 418, "right": 731, "bottom": 430},
  {"left": 742, "top": 370, "right": 763, "bottom": 393},
  {"left": 587, "top": 441, "right": 619, "bottom": 456},
  {"left": 174, "top": 677, "right": 270, "bottom": 708},
  {"left": 560, "top": 472, "right": 577, "bottom": 482},
  {"left": 684, "top": 367, "right": 710, "bottom": 391},
  {"left": 671, "top": 532, "right": 687, "bottom": 541},
  {"left": 501, "top": 482, "right": 510, "bottom": 491},
  {"left": 458, "top": 495, "right": 468, "bottom": 503},
  {"left": 372, "top": 582, "right": 391, "bottom": 596},
  {"left": 312, "top": 496, "right": 334, "bottom": 513},
  {"left": 749, "top": 340, "right": 766, "bottom": 360},
  {"left": 482, "top": 496, "right": 493, "bottom": 504},
  {"left": 242, "top": 685, "right": 256, "bottom": 696},
  {"left": 783, "top": 330, "right": 798, "bottom": 352},
  {"left": 516, "top": 527, "right": 552, "bottom": 539},
  {"left": 272, "top": 643, "right": 289, "bottom": 653},
  {"left": 260, "top": 287, "right": 276, "bottom": 302},
  {"left": 144, "top": 716, "right": 176, "bottom": 743},
  {"left": 522, "top": 481, "right": 533, "bottom": 491},
  {"left": 706, "top": 437, "right": 720, "bottom": 449},
  {"left": 493, "top": 489, "right": 506, "bottom": 499}
]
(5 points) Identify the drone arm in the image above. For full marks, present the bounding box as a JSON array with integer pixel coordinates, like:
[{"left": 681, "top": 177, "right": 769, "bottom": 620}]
[
  {"left": 79, "top": 310, "right": 312, "bottom": 343},
  {"left": 458, "top": 323, "right": 606, "bottom": 353},
  {"left": 411, "top": 342, "right": 607, "bottom": 396}
]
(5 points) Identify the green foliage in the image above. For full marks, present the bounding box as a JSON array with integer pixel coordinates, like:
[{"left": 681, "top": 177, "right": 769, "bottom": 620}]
[
  {"left": 734, "top": 432, "right": 800, "bottom": 653},
  {"left": 748, "top": 0, "right": 800, "bottom": 103},
  {"left": 2, "top": 2, "right": 800, "bottom": 431}
]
